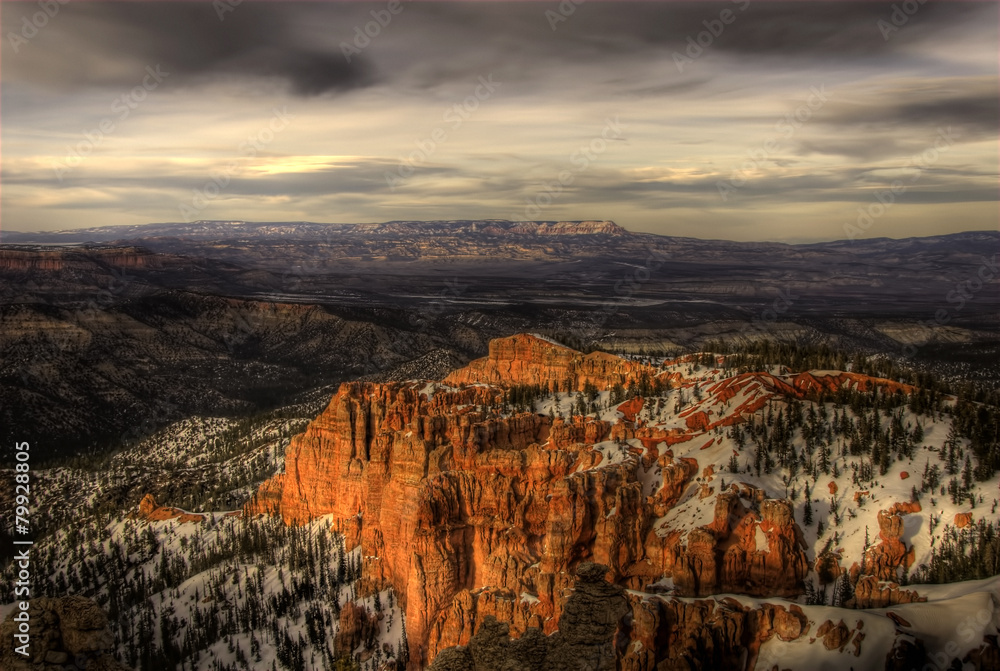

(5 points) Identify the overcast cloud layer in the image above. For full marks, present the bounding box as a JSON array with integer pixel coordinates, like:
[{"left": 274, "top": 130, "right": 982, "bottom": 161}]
[{"left": 1, "top": 1, "right": 997, "bottom": 241}]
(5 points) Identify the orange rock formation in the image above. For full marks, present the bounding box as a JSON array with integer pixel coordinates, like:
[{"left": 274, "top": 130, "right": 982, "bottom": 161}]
[
  {"left": 134, "top": 493, "right": 205, "bottom": 524},
  {"left": 245, "top": 335, "right": 815, "bottom": 667}
]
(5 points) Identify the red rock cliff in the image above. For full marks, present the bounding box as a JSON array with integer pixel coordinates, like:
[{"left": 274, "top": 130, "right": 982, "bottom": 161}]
[
  {"left": 246, "top": 336, "right": 813, "bottom": 668},
  {"left": 443, "top": 333, "right": 675, "bottom": 392}
]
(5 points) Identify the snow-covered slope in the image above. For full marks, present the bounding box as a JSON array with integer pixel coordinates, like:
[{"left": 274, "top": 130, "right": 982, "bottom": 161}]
[{"left": 3, "top": 348, "right": 998, "bottom": 671}]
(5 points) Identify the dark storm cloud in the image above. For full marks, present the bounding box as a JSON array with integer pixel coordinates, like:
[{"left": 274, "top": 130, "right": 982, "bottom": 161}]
[
  {"left": 2, "top": 2, "right": 372, "bottom": 95},
  {"left": 634, "top": 1, "right": 989, "bottom": 57},
  {"left": 831, "top": 93, "right": 1000, "bottom": 134},
  {"left": 792, "top": 80, "right": 1000, "bottom": 159},
  {"left": 2, "top": 2, "right": 996, "bottom": 237},
  {"left": 386, "top": 1, "right": 993, "bottom": 64},
  {"left": 8, "top": 2, "right": 994, "bottom": 97}
]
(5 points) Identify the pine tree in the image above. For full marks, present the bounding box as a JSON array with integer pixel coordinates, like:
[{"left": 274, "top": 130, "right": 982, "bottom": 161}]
[
  {"left": 833, "top": 572, "right": 853, "bottom": 607},
  {"left": 728, "top": 453, "right": 740, "bottom": 474},
  {"left": 963, "top": 456, "right": 974, "bottom": 499},
  {"left": 802, "top": 580, "right": 816, "bottom": 606}
]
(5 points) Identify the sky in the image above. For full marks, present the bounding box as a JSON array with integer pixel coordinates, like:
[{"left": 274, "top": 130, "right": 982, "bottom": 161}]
[{"left": 1, "top": 1, "right": 997, "bottom": 242}]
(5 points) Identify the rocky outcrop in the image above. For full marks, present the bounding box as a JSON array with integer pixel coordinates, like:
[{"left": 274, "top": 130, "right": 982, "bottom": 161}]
[
  {"left": 133, "top": 493, "right": 205, "bottom": 524},
  {"left": 428, "top": 562, "right": 629, "bottom": 671},
  {"left": 848, "top": 576, "right": 926, "bottom": 609},
  {"left": 663, "top": 494, "right": 808, "bottom": 599},
  {"left": 245, "top": 369, "right": 813, "bottom": 667},
  {"left": 244, "top": 336, "right": 832, "bottom": 667},
  {"left": 0, "top": 247, "right": 165, "bottom": 273},
  {"left": 858, "top": 506, "right": 917, "bottom": 582},
  {"left": 615, "top": 595, "right": 811, "bottom": 671},
  {"left": 963, "top": 635, "right": 1000, "bottom": 670},
  {"left": 816, "top": 619, "right": 852, "bottom": 651},
  {"left": 243, "top": 475, "right": 285, "bottom": 517},
  {"left": 443, "top": 334, "right": 672, "bottom": 392},
  {"left": 0, "top": 596, "right": 132, "bottom": 671},
  {"left": 335, "top": 602, "right": 379, "bottom": 659}
]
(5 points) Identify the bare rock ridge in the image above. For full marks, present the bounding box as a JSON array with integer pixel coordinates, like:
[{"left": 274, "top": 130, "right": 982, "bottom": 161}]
[
  {"left": 133, "top": 493, "right": 206, "bottom": 524},
  {"left": 0, "top": 596, "right": 132, "bottom": 671},
  {"left": 242, "top": 333, "right": 991, "bottom": 669},
  {"left": 352, "top": 220, "right": 628, "bottom": 237},
  {"left": 442, "top": 333, "right": 666, "bottom": 391}
]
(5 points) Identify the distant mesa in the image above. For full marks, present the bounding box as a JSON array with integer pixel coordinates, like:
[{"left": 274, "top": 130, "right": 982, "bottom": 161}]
[{"left": 0, "top": 219, "right": 629, "bottom": 244}]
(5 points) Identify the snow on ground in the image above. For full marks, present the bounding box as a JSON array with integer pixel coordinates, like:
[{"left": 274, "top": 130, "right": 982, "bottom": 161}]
[
  {"left": 6, "top": 353, "right": 999, "bottom": 670},
  {"left": 754, "top": 601, "right": 897, "bottom": 671},
  {"left": 877, "top": 589, "right": 999, "bottom": 662},
  {"left": 635, "top": 449, "right": 664, "bottom": 498},
  {"left": 508, "top": 358, "right": 994, "bottom": 603},
  {"left": 591, "top": 440, "right": 632, "bottom": 468},
  {"left": 651, "top": 578, "right": 1000, "bottom": 671},
  {"left": 557, "top": 362, "right": 1000, "bottom": 604},
  {"left": 39, "top": 511, "right": 404, "bottom": 670},
  {"left": 416, "top": 381, "right": 440, "bottom": 399}
]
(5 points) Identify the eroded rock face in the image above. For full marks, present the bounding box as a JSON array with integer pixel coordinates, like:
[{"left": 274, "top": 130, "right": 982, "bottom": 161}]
[
  {"left": 335, "top": 602, "right": 378, "bottom": 659},
  {"left": 243, "top": 338, "right": 810, "bottom": 667},
  {"left": 857, "top": 506, "right": 917, "bottom": 583},
  {"left": 133, "top": 493, "right": 205, "bottom": 524},
  {"left": 615, "top": 595, "right": 810, "bottom": 671},
  {"left": 816, "top": 619, "right": 851, "bottom": 651},
  {"left": 848, "top": 575, "right": 926, "bottom": 609},
  {"left": 0, "top": 596, "right": 132, "bottom": 671},
  {"left": 428, "top": 563, "right": 629, "bottom": 671},
  {"left": 442, "top": 334, "right": 669, "bottom": 392}
]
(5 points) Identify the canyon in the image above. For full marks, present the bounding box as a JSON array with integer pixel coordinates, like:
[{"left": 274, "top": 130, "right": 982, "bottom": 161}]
[
  {"left": 4, "top": 224, "right": 999, "bottom": 460},
  {"left": 245, "top": 333, "right": 1000, "bottom": 669}
]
